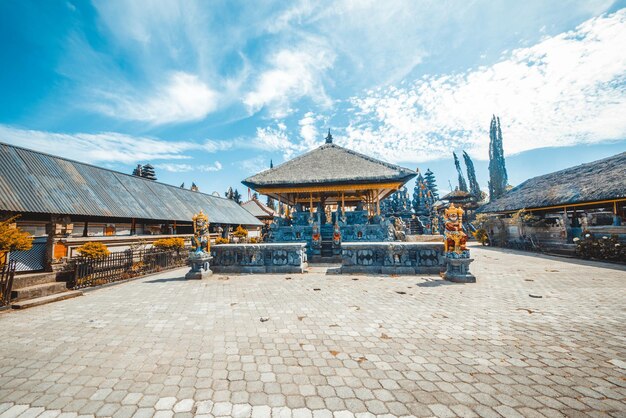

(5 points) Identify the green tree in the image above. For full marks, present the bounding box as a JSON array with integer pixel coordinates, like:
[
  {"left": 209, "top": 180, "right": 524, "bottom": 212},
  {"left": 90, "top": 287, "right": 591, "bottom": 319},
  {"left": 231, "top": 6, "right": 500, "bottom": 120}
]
[
  {"left": 463, "top": 151, "right": 482, "bottom": 200},
  {"left": 488, "top": 115, "right": 508, "bottom": 201},
  {"left": 453, "top": 152, "right": 468, "bottom": 192}
]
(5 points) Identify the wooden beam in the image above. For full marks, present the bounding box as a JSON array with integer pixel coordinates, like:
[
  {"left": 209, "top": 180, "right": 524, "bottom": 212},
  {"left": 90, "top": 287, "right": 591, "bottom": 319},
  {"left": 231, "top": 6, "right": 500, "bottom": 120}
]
[
  {"left": 485, "top": 198, "right": 626, "bottom": 214},
  {"left": 256, "top": 182, "right": 404, "bottom": 194}
]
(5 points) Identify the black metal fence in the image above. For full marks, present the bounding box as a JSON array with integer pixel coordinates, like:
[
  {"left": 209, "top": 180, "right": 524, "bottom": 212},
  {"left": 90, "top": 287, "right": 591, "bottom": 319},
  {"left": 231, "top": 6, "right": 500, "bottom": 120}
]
[
  {"left": 70, "top": 249, "right": 188, "bottom": 289},
  {"left": 0, "top": 260, "right": 17, "bottom": 307},
  {"left": 9, "top": 236, "right": 47, "bottom": 272}
]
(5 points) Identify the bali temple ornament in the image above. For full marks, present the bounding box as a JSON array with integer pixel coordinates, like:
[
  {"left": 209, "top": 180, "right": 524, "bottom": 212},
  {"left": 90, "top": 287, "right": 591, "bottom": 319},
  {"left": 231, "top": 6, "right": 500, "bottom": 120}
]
[
  {"left": 333, "top": 222, "right": 341, "bottom": 246},
  {"left": 442, "top": 204, "right": 476, "bottom": 283},
  {"left": 185, "top": 210, "right": 213, "bottom": 280},
  {"left": 393, "top": 217, "right": 407, "bottom": 241}
]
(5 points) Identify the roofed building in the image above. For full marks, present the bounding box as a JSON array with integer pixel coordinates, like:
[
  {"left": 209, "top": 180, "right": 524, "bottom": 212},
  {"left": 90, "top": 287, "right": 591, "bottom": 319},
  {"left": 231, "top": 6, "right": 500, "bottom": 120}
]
[
  {"left": 241, "top": 197, "right": 275, "bottom": 224},
  {"left": 243, "top": 131, "right": 416, "bottom": 218},
  {"left": 477, "top": 152, "right": 625, "bottom": 253},
  {"left": 0, "top": 142, "right": 261, "bottom": 271},
  {"left": 242, "top": 131, "right": 416, "bottom": 260}
]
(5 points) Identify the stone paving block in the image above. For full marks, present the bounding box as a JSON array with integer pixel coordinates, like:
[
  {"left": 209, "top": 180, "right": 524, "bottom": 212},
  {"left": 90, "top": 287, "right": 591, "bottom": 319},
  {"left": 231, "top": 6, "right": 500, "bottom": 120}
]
[{"left": 0, "top": 249, "right": 624, "bottom": 417}]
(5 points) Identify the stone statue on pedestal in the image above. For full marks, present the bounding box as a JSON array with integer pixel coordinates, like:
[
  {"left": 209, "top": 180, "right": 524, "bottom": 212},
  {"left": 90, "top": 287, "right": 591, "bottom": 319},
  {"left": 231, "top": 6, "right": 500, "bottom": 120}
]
[
  {"left": 442, "top": 204, "right": 475, "bottom": 283},
  {"left": 185, "top": 210, "right": 213, "bottom": 280}
]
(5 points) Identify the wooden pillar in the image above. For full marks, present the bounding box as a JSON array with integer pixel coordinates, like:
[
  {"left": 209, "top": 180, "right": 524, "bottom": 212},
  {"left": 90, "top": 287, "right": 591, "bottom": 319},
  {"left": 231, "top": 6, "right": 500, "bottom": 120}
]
[
  {"left": 376, "top": 190, "right": 380, "bottom": 215},
  {"left": 309, "top": 192, "right": 313, "bottom": 214},
  {"left": 341, "top": 192, "right": 345, "bottom": 216},
  {"left": 131, "top": 218, "right": 136, "bottom": 235}
]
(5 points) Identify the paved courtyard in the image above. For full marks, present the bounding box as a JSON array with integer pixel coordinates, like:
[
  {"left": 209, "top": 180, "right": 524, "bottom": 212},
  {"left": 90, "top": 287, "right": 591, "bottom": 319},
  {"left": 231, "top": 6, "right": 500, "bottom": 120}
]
[{"left": 0, "top": 245, "right": 625, "bottom": 418}]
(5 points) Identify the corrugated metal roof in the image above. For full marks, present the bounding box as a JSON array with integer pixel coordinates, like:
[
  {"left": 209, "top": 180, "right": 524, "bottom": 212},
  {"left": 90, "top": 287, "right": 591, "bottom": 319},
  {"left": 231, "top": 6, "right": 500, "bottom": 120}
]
[{"left": 0, "top": 142, "right": 262, "bottom": 226}]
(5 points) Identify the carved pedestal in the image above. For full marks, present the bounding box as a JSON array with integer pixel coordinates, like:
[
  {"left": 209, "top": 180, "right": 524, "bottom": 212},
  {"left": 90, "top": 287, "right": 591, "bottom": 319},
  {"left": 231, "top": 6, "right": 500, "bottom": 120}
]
[
  {"left": 185, "top": 251, "right": 213, "bottom": 280},
  {"left": 443, "top": 252, "right": 475, "bottom": 283}
]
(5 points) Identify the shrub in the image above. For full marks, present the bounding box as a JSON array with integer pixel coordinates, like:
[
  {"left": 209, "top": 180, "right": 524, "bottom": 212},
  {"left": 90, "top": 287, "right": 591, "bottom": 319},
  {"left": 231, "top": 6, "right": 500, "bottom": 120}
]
[
  {"left": 249, "top": 236, "right": 260, "bottom": 243},
  {"left": 153, "top": 237, "right": 185, "bottom": 251},
  {"left": 472, "top": 228, "right": 489, "bottom": 246},
  {"left": 0, "top": 215, "right": 33, "bottom": 254},
  {"left": 575, "top": 233, "right": 624, "bottom": 261},
  {"left": 76, "top": 242, "right": 110, "bottom": 259},
  {"left": 233, "top": 225, "right": 248, "bottom": 239},
  {"left": 215, "top": 237, "right": 229, "bottom": 245}
]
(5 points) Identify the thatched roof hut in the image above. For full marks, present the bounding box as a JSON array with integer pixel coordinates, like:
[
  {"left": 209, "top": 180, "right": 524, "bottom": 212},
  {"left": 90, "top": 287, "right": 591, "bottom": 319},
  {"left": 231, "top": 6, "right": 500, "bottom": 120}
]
[{"left": 479, "top": 152, "right": 626, "bottom": 213}]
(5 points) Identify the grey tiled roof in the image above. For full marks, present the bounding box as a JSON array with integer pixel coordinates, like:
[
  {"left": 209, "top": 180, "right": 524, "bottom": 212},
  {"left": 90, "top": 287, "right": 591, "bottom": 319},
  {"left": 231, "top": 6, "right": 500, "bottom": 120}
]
[
  {"left": 241, "top": 198, "right": 275, "bottom": 218},
  {"left": 0, "top": 142, "right": 262, "bottom": 226},
  {"left": 242, "top": 143, "right": 416, "bottom": 188},
  {"left": 479, "top": 152, "right": 626, "bottom": 213}
]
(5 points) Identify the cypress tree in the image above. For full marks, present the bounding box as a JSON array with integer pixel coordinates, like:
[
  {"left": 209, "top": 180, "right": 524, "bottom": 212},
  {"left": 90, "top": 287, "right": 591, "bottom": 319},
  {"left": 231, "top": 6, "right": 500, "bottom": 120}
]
[
  {"left": 488, "top": 115, "right": 509, "bottom": 200},
  {"left": 453, "top": 152, "right": 468, "bottom": 192},
  {"left": 463, "top": 151, "right": 482, "bottom": 200}
]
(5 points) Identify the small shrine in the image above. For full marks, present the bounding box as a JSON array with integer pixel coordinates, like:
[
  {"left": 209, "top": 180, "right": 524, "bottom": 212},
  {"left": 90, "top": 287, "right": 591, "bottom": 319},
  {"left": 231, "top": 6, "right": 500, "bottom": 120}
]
[{"left": 242, "top": 130, "right": 417, "bottom": 260}]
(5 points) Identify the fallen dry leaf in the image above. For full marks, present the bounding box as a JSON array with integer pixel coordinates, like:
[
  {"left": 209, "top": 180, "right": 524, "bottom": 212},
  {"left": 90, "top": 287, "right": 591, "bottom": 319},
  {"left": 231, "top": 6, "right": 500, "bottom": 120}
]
[
  {"left": 329, "top": 350, "right": 340, "bottom": 357},
  {"left": 381, "top": 333, "right": 391, "bottom": 340}
]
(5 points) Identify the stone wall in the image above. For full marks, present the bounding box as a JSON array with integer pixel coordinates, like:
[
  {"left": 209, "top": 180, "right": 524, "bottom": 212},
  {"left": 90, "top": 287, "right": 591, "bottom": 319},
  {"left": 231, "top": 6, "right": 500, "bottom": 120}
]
[
  {"left": 340, "top": 242, "right": 446, "bottom": 275},
  {"left": 211, "top": 243, "right": 308, "bottom": 274}
]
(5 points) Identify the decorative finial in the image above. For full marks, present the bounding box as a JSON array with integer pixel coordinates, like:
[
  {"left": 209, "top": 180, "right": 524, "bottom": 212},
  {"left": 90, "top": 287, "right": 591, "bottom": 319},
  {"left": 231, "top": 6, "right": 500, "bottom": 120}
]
[
  {"left": 270, "top": 159, "right": 273, "bottom": 169},
  {"left": 325, "top": 129, "right": 333, "bottom": 144}
]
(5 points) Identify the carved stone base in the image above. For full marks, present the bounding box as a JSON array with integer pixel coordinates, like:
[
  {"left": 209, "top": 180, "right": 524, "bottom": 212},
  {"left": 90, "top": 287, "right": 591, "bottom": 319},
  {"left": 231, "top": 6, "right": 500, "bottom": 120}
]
[
  {"left": 443, "top": 256, "right": 476, "bottom": 283},
  {"left": 186, "top": 251, "right": 212, "bottom": 280},
  {"left": 185, "top": 269, "right": 213, "bottom": 280}
]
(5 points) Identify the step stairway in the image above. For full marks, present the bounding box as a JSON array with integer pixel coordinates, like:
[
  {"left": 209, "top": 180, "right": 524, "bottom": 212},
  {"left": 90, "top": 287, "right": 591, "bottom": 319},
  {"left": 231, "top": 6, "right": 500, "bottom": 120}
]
[
  {"left": 10, "top": 272, "right": 82, "bottom": 309},
  {"left": 317, "top": 224, "right": 341, "bottom": 262}
]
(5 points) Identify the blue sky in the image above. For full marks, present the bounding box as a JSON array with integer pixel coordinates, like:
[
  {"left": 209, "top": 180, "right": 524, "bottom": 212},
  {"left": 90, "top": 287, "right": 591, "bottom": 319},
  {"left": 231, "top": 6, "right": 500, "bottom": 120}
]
[{"left": 1, "top": 0, "right": 625, "bottom": 199}]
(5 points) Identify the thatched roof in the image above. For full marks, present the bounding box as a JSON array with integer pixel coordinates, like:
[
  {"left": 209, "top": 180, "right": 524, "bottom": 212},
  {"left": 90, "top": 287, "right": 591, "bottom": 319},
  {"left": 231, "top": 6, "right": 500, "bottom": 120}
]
[
  {"left": 479, "top": 152, "right": 626, "bottom": 213},
  {"left": 242, "top": 143, "right": 416, "bottom": 189}
]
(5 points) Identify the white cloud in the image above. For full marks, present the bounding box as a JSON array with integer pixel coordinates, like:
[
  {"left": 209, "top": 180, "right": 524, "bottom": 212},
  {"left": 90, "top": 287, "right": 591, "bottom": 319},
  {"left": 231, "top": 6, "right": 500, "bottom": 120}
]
[
  {"left": 253, "top": 123, "right": 311, "bottom": 159},
  {"left": 343, "top": 9, "right": 626, "bottom": 163},
  {"left": 237, "top": 155, "right": 271, "bottom": 174},
  {"left": 0, "top": 125, "right": 196, "bottom": 164},
  {"left": 243, "top": 40, "right": 335, "bottom": 118},
  {"left": 157, "top": 161, "right": 222, "bottom": 173},
  {"left": 298, "top": 111, "right": 322, "bottom": 149},
  {"left": 95, "top": 72, "right": 219, "bottom": 125}
]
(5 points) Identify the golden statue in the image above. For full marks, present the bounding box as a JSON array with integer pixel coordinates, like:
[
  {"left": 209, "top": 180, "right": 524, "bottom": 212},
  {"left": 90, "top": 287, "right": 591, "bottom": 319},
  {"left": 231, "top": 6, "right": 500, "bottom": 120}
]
[
  {"left": 192, "top": 210, "right": 210, "bottom": 253},
  {"left": 444, "top": 203, "right": 467, "bottom": 253}
]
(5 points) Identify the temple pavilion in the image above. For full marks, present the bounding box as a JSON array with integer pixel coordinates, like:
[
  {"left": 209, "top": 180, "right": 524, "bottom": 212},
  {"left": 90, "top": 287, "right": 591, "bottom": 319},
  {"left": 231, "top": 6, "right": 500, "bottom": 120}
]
[
  {"left": 243, "top": 131, "right": 416, "bottom": 220},
  {"left": 242, "top": 131, "right": 416, "bottom": 259}
]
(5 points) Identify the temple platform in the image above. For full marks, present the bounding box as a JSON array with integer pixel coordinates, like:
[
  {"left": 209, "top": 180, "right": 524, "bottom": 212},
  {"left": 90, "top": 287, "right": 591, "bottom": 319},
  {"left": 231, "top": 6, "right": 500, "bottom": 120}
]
[
  {"left": 340, "top": 241, "right": 446, "bottom": 275},
  {"left": 210, "top": 243, "right": 308, "bottom": 274}
]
